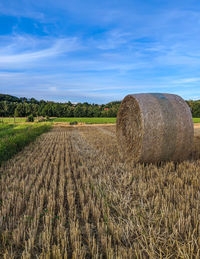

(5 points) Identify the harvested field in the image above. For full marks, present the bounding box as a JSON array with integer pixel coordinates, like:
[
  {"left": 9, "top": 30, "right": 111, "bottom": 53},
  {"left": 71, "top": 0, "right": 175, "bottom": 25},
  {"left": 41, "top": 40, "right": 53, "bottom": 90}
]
[{"left": 0, "top": 125, "right": 200, "bottom": 258}]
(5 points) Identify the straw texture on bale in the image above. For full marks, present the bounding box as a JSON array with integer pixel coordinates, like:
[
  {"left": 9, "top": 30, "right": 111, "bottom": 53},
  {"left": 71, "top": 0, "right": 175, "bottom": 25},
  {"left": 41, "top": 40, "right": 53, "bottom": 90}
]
[{"left": 116, "top": 93, "right": 194, "bottom": 163}]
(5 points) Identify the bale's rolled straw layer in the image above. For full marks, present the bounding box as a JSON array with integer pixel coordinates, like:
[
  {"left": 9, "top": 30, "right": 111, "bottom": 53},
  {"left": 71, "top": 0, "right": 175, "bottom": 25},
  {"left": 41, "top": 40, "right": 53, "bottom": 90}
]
[{"left": 116, "top": 93, "right": 194, "bottom": 163}]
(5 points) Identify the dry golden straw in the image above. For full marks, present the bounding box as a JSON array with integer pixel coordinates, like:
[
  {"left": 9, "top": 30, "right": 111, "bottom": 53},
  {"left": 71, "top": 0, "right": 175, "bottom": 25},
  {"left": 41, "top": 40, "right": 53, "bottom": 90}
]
[
  {"left": 116, "top": 93, "right": 194, "bottom": 163},
  {"left": 1, "top": 125, "right": 200, "bottom": 257}
]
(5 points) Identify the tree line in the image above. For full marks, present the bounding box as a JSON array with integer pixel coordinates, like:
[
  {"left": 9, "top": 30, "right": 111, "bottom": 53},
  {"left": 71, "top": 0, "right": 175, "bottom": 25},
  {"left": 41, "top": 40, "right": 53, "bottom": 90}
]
[
  {"left": 0, "top": 94, "right": 120, "bottom": 118},
  {"left": 1, "top": 94, "right": 200, "bottom": 118}
]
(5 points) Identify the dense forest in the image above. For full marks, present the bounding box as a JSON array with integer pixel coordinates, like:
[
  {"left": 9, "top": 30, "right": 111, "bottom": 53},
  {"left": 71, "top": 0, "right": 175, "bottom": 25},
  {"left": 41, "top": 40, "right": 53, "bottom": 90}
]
[
  {"left": 0, "top": 94, "right": 200, "bottom": 118},
  {"left": 0, "top": 94, "right": 120, "bottom": 117}
]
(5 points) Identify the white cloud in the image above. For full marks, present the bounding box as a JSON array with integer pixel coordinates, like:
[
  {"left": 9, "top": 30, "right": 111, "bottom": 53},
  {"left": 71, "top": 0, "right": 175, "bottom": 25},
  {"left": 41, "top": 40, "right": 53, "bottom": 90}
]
[
  {"left": 173, "top": 78, "right": 200, "bottom": 84},
  {"left": 0, "top": 35, "right": 79, "bottom": 66}
]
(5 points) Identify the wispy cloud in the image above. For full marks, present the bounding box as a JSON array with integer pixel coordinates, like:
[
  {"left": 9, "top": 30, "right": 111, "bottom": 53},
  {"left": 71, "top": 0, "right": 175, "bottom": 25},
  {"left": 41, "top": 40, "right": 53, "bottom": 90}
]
[
  {"left": 173, "top": 78, "right": 200, "bottom": 84},
  {"left": 92, "top": 30, "right": 132, "bottom": 50},
  {"left": 0, "top": 35, "right": 79, "bottom": 67}
]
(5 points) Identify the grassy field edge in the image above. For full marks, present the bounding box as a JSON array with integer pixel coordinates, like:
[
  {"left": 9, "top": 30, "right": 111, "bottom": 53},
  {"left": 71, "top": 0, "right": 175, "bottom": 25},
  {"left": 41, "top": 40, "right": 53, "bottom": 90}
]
[
  {"left": 2, "top": 117, "right": 200, "bottom": 124},
  {"left": 50, "top": 117, "right": 116, "bottom": 124},
  {"left": 0, "top": 123, "right": 52, "bottom": 166}
]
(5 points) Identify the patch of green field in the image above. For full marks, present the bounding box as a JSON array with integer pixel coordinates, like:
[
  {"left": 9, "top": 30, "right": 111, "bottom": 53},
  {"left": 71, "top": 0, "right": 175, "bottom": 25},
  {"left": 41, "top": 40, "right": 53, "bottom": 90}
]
[
  {"left": 193, "top": 118, "right": 200, "bottom": 123},
  {"left": 3, "top": 116, "right": 199, "bottom": 124},
  {"left": 0, "top": 123, "right": 51, "bottom": 165},
  {"left": 51, "top": 117, "right": 116, "bottom": 124},
  {"left": 1, "top": 117, "right": 26, "bottom": 123},
  {"left": 51, "top": 117, "right": 200, "bottom": 124}
]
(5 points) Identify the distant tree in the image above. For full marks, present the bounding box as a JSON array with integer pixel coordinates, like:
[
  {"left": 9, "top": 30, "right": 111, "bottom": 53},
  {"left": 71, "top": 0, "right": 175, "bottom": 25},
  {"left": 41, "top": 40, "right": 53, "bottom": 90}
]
[
  {"left": 0, "top": 102, "right": 4, "bottom": 117},
  {"left": 24, "top": 103, "right": 32, "bottom": 115},
  {"left": 32, "top": 104, "right": 39, "bottom": 116},
  {"left": 87, "top": 106, "right": 94, "bottom": 117},
  {"left": 19, "top": 97, "right": 28, "bottom": 103},
  {"left": 41, "top": 103, "right": 53, "bottom": 117},
  {"left": 53, "top": 103, "right": 63, "bottom": 117},
  {"left": 29, "top": 98, "right": 39, "bottom": 104},
  {"left": 14, "top": 103, "right": 26, "bottom": 117},
  {"left": 74, "top": 105, "right": 84, "bottom": 117},
  {"left": 92, "top": 106, "right": 100, "bottom": 117},
  {"left": 2, "top": 101, "right": 9, "bottom": 117}
]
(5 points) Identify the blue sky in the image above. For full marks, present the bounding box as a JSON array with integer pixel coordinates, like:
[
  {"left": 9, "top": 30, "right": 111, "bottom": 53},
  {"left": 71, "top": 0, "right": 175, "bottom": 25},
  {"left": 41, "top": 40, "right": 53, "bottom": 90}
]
[{"left": 0, "top": 0, "right": 200, "bottom": 103}]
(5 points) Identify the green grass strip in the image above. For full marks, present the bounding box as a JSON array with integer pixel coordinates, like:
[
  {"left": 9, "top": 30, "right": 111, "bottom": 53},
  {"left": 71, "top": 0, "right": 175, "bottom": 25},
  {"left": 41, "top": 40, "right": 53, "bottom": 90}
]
[
  {"left": 50, "top": 117, "right": 116, "bottom": 124},
  {"left": 193, "top": 118, "right": 200, "bottom": 123},
  {"left": 1, "top": 117, "right": 26, "bottom": 123},
  {"left": 0, "top": 123, "right": 51, "bottom": 166},
  {"left": 2, "top": 116, "right": 199, "bottom": 124}
]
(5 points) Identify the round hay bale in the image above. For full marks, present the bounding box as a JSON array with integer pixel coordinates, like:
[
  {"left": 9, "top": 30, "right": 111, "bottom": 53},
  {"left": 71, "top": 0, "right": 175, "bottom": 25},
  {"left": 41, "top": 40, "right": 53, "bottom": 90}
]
[{"left": 116, "top": 93, "right": 194, "bottom": 163}]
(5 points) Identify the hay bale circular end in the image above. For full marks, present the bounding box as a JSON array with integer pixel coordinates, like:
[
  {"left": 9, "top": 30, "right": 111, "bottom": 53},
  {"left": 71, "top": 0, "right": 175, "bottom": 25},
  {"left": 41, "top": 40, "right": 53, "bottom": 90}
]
[{"left": 116, "top": 93, "right": 194, "bottom": 163}]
